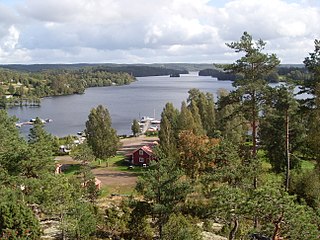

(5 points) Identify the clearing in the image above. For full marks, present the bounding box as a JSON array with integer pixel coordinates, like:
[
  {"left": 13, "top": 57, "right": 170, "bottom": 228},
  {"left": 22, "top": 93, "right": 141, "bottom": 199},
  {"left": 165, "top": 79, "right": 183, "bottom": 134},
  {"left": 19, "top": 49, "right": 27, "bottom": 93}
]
[{"left": 55, "top": 135, "right": 159, "bottom": 195}]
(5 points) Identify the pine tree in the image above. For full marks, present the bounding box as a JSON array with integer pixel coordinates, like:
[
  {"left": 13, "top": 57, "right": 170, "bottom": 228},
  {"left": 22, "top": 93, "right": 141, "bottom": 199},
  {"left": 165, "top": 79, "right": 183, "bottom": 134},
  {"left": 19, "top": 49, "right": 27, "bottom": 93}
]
[
  {"left": 85, "top": 105, "right": 120, "bottom": 160},
  {"left": 0, "top": 110, "right": 26, "bottom": 175},
  {"left": 225, "top": 32, "right": 280, "bottom": 188},
  {"left": 22, "top": 117, "right": 54, "bottom": 178},
  {"left": 302, "top": 39, "right": 320, "bottom": 103},
  {"left": 136, "top": 156, "right": 191, "bottom": 238},
  {"left": 259, "top": 85, "right": 303, "bottom": 190},
  {"left": 162, "top": 213, "right": 201, "bottom": 240},
  {"left": 216, "top": 89, "right": 247, "bottom": 144}
]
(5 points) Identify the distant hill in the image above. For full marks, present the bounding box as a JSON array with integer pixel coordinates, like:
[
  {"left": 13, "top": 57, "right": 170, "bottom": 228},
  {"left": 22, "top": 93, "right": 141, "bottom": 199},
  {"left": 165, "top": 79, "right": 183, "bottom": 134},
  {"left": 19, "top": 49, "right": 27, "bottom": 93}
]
[
  {"left": 198, "top": 68, "right": 237, "bottom": 81},
  {"left": 198, "top": 64, "right": 308, "bottom": 82},
  {"left": 0, "top": 63, "right": 188, "bottom": 77},
  {"left": 0, "top": 63, "right": 305, "bottom": 77},
  {"left": 97, "top": 65, "right": 188, "bottom": 77}
]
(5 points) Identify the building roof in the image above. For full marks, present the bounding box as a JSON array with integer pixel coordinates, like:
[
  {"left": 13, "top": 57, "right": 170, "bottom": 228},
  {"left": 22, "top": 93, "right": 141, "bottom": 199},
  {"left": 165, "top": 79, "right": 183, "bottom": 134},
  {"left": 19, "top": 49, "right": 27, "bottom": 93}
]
[{"left": 132, "top": 144, "right": 155, "bottom": 156}]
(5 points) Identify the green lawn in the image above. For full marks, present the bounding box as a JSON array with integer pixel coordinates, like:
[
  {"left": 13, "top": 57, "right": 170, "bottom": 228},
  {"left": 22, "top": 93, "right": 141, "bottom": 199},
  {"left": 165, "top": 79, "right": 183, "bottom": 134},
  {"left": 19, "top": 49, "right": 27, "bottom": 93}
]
[
  {"left": 90, "top": 155, "right": 125, "bottom": 168},
  {"left": 90, "top": 154, "right": 146, "bottom": 174}
]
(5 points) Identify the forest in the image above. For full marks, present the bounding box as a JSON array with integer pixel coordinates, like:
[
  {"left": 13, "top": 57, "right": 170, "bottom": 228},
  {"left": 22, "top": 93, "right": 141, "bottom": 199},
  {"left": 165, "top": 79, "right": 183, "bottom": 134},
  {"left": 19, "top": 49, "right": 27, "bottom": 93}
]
[
  {"left": 0, "top": 67, "right": 135, "bottom": 108},
  {"left": 1, "top": 32, "right": 320, "bottom": 240},
  {"left": 198, "top": 65, "right": 309, "bottom": 83}
]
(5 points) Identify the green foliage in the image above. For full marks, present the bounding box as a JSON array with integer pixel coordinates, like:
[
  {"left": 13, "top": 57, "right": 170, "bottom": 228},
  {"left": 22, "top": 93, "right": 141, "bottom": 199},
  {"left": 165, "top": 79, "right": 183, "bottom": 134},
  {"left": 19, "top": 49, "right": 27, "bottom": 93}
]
[
  {"left": 79, "top": 165, "right": 100, "bottom": 204},
  {"left": 177, "top": 101, "right": 196, "bottom": 133},
  {"left": 306, "top": 83, "right": 320, "bottom": 163},
  {"left": 187, "top": 88, "right": 216, "bottom": 137},
  {"left": 21, "top": 117, "right": 55, "bottom": 178},
  {"left": 0, "top": 189, "right": 41, "bottom": 240},
  {"left": 159, "top": 103, "right": 179, "bottom": 157},
  {"left": 127, "top": 201, "right": 153, "bottom": 240},
  {"left": 0, "top": 110, "right": 26, "bottom": 175},
  {"left": 290, "top": 169, "right": 320, "bottom": 209},
  {"left": 136, "top": 155, "right": 191, "bottom": 238},
  {"left": 85, "top": 105, "right": 120, "bottom": 160},
  {"left": 224, "top": 32, "right": 280, "bottom": 189},
  {"left": 63, "top": 202, "right": 97, "bottom": 240},
  {"left": 259, "top": 85, "right": 303, "bottom": 173},
  {"left": 70, "top": 142, "right": 95, "bottom": 163},
  {"left": 303, "top": 39, "right": 320, "bottom": 98},
  {"left": 188, "top": 100, "right": 206, "bottom": 135},
  {"left": 216, "top": 89, "right": 247, "bottom": 144},
  {"left": 162, "top": 213, "right": 201, "bottom": 240},
  {"left": 131, "top": 119, "right": 141, "bottom": 137},
  {"left": 247, "top": 185, "right": 320, "bottom": 240},
  {"left": 105, "top": 202, "right": 130, "bottom": 237}
]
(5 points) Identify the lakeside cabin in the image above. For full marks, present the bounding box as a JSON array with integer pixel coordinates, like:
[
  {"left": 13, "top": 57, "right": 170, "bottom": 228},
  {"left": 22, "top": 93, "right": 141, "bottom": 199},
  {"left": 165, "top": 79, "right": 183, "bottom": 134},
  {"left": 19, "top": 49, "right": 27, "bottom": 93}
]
[{"left": 129, "top": 142, "right": 158, "bottom": 166}]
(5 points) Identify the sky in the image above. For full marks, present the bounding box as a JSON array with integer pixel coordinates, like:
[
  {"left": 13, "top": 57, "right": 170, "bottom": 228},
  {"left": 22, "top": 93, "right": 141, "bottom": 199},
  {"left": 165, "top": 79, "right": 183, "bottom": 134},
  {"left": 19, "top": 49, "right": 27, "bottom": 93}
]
[{"left": 0, "top": 0, "right": 319, "bottom": 64}]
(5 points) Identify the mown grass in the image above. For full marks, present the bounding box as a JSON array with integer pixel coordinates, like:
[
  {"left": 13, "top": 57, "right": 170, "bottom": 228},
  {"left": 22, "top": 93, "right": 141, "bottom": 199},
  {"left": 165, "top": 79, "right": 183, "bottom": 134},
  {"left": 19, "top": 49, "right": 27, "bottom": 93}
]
[
  {"left": 90, "top": 155, "right": 125, "bottom": 168},
  {"left": 90, "top": 154, "right": 147, "bottom": 175}
]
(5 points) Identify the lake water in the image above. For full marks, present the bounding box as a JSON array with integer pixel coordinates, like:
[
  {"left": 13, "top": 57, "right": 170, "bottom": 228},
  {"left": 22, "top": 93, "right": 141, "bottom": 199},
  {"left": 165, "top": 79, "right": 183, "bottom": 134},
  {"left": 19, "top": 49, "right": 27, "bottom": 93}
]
[{"left": 8, "top": 72, "right": 234, "bottom": 137}]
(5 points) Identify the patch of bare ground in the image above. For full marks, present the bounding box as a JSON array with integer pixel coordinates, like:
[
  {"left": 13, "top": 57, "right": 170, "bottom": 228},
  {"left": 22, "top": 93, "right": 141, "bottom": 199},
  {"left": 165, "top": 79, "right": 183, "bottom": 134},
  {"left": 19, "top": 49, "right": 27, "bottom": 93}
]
[
  {"left": 91, "top": 167, "right": 138, "bottom": 187},
  {"left": 55, "top": 136, "right": 158, "bottom": 200}
]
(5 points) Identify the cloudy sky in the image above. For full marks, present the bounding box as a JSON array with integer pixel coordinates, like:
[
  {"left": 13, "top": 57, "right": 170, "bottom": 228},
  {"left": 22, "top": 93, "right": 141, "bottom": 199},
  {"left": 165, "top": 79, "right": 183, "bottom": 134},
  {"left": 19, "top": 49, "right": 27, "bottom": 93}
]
[{"left": 0, "top": 0, "right": 319, "bottom": 64}]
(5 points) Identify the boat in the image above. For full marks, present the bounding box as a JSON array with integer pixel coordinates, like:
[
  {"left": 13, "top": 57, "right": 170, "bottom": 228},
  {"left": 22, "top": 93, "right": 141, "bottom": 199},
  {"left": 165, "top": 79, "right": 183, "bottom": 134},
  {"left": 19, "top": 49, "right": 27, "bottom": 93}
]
[
  {"left": 151, "top": 120, "right": 161, "bottom": 124},
  {"left": 30, "top": 118, "right": 46, "bottom": 124},
  {"left": 140, "top": 116, "right": 155, "bottom": 123}
]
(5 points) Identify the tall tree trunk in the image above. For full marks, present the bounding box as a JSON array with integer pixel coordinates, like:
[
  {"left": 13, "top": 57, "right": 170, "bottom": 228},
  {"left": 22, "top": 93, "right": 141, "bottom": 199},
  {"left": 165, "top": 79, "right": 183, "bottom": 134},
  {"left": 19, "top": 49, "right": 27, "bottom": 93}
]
[
  {"left": 252, "top": 93, "right": 259, "bottom": 229},
  {"left": 285, "top": 109, "right": 290, "bottom": 192},
  {"left": 252, "top": 92, "right": 258, "bottom": 189},
  {"left": 229, "top": 218, "right": 239, "bottom": 240}
]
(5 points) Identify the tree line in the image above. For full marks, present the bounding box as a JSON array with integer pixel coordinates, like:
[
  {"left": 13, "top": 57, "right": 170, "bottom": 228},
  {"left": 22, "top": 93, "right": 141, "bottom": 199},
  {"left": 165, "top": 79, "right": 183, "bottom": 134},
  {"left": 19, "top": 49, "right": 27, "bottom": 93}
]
[
  {"left": 199, "top": 64, "right": 310, "bottom": 83},
  {"left": 0, "top": 67, "right": 135, "bottom": 108}
]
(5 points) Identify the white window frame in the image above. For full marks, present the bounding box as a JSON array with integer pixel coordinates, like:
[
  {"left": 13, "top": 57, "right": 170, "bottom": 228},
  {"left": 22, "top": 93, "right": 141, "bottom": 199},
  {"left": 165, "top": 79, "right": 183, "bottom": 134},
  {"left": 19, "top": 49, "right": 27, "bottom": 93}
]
[
  {"left": 139, "top": 150, "right": 144, "bottom": 155},
  {"left": 139, "top": 157, "right": 144, "bottom": 162}
]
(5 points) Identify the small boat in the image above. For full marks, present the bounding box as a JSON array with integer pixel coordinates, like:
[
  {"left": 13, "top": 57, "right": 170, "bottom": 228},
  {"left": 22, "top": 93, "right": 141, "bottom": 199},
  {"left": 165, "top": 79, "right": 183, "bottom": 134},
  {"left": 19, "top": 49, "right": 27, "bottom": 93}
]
[{"left": 29, "top": 118, "right": 46, "bottom": 124}]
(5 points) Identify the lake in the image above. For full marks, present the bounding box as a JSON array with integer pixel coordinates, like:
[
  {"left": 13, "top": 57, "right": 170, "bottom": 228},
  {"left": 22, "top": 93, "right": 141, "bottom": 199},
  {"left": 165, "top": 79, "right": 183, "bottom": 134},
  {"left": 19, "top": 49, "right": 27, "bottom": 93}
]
[{"left": 8, "top": 72, "right": 234, "bottom": 137}]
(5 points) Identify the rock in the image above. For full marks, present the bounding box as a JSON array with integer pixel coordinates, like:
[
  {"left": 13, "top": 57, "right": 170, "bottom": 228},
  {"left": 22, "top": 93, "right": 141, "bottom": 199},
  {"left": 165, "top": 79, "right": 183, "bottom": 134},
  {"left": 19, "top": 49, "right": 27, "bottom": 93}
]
[
  {"left": 212, "top": 223, "right": 224, "bottom": 232},
  {"left": 202, "top": 231, "right": 228, "bottom": 240}
]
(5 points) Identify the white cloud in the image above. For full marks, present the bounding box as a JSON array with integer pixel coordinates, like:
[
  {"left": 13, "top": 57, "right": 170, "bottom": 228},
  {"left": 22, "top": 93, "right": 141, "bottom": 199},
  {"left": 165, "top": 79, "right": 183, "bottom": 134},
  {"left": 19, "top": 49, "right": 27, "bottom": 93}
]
[{"left": 0, "top": 0, "right": 318, "bottom": 64}]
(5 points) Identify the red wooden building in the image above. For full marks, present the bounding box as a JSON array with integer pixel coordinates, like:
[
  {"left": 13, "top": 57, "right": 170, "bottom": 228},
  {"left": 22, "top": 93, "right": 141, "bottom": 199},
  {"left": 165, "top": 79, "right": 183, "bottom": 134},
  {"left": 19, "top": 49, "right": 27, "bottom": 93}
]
[{"left": 131, "top": 144, "right": 156, "bottom": 166}]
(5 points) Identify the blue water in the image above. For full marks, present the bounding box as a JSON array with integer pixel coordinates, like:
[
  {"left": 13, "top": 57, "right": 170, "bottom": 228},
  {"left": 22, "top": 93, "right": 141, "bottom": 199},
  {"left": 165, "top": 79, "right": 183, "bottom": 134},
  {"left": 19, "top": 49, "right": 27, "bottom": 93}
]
[{"left": 8, "top": 72, "right": 234, "bottom": 136}]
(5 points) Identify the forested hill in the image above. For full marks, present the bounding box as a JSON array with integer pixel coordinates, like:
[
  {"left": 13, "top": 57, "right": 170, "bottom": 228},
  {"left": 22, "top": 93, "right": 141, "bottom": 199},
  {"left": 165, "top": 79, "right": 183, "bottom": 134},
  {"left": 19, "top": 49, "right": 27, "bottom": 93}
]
[
  {"left": 0, "top": 64, "right": 188, "bottom": 77},
  {"left": 199, "top": 65, "right": 308, "bottom": 83},
  {"left": 0, "top": 67, "right": 135, "bottom": 108},
  {"left": 97, "top": 65, "right": 188, "bottom": 77}
]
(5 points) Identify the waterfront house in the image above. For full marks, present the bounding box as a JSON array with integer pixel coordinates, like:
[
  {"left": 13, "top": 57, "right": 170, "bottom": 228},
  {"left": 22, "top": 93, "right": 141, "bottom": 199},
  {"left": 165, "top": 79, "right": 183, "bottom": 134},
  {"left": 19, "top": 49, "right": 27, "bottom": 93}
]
[{"left": 131, "top": 142, "right": 157, "bottom": 166}]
